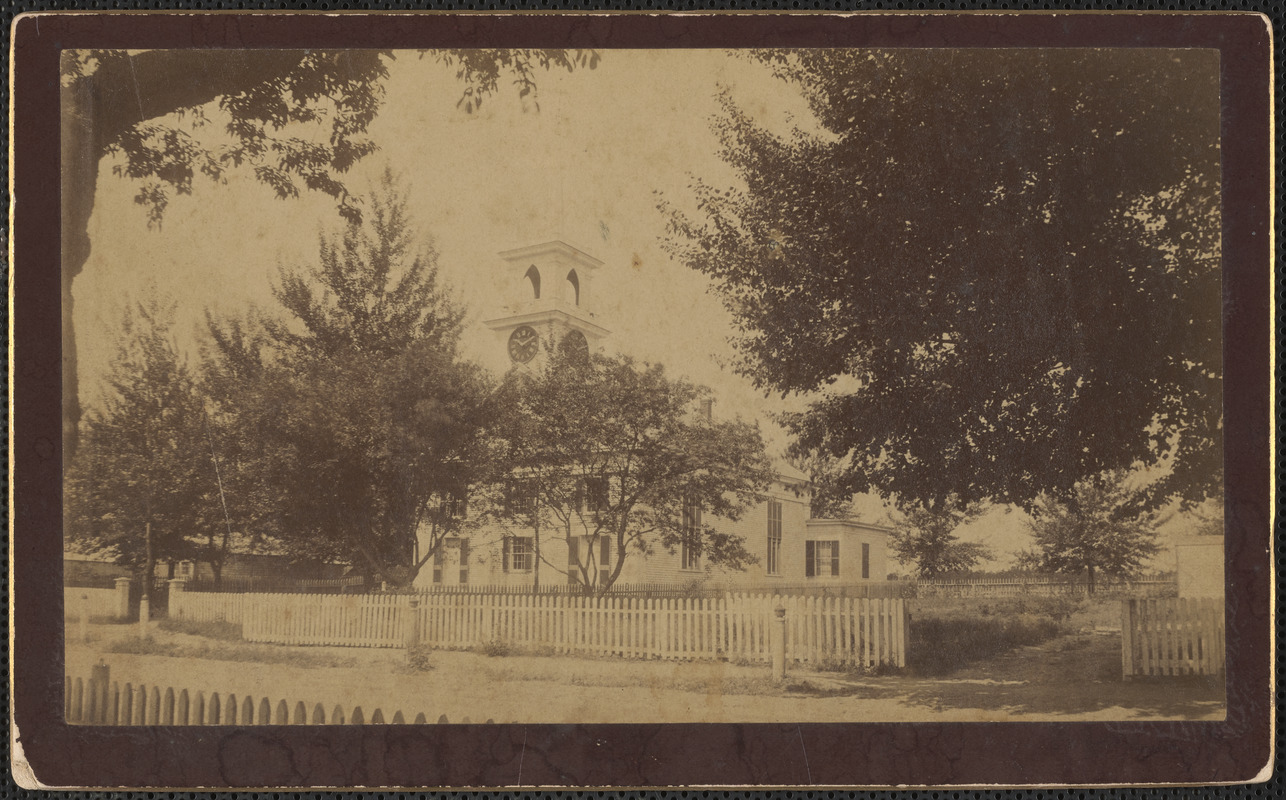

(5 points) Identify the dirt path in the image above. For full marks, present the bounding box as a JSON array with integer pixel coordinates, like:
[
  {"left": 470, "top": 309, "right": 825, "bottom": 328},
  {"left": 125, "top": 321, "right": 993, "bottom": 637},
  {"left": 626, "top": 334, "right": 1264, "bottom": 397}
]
[{"left": 65, "top": 624, "right": 1225, "bottom": 723}]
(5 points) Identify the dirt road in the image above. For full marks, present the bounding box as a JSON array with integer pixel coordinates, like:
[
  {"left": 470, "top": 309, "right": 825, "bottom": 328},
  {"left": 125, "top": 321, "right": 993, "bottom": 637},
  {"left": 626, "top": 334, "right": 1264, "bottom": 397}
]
[{"left": 65, "top": 623, "right": 1225, "bottom": 724}]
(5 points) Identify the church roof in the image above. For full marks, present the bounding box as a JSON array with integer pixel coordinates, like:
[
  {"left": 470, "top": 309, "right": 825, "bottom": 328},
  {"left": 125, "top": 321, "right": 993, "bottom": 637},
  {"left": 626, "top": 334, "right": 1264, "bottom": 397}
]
[
  {"left": 498, "top": 240, "right": 604, "bottom": 270},
  {"left": 773, "top": 459, "right": 811, "bottom": 485}
]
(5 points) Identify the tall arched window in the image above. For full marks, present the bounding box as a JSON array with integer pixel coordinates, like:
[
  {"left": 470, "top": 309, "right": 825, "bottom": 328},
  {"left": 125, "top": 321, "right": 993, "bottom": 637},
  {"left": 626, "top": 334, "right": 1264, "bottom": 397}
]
[
  {"left": 566, "top": 269, "right": 580, "bottom": 306},
  {"left": 525, "top": 265, "right": 541, "bottom": 299}
]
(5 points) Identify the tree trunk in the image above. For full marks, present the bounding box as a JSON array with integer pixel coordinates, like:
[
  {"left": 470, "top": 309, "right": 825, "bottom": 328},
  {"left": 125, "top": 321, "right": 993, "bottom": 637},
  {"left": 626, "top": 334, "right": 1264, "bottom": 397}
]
[
  {"left": 532, "top": 519, "right": 541, "bottom": 589},
  {"left": 58, "top": 50, "right": 323, "bottom": 459},
  {"left": 1086, "top": 564, "right": 1097, "bottom": 596},
  {"left": 142, "top": 520, "right": 154, "bottom": 600},
  {"left": 60, "top": 63, "right": 99, "bottom": 458}
]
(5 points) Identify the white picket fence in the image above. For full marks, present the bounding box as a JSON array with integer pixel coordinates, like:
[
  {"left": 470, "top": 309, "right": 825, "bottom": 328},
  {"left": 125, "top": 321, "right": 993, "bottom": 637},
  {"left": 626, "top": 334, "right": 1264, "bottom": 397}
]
[
  {"left": 170, "top": 589, "right": 909, "bottom": 667},
  {"left": 1121, "top": 597, "right": 1224, "bottom": 677}
]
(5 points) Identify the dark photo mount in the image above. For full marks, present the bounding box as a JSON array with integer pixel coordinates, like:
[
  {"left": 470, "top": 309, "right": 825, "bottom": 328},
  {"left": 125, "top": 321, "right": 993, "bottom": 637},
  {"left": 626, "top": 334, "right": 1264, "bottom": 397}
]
[{"left": 9, "top": 11, "right": 1273, "bottom": 789}]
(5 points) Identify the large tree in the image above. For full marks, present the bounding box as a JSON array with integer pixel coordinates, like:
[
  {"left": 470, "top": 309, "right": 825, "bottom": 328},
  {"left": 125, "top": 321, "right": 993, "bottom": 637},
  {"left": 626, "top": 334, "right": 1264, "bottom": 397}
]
[
  {"left": 481, "top": 346, "right": 775, "bottom": 592},
  {"left": 64, "top": 295, "right": 210, "bottom": 581},
  {"left": 665, "top": 49, "right": 1221, "bottom": 513},
  {"left": 61, "top": 47, "right": 597, "bottom": 456},
  {"left": 1021, "top": 473, "right": 1162, "bottom": 594},
  {"left": 887, "top": 496, "right": 992, "bottom": 579},
  {"left": 204, "top": 173, "right": 494, "bottom": 587}
]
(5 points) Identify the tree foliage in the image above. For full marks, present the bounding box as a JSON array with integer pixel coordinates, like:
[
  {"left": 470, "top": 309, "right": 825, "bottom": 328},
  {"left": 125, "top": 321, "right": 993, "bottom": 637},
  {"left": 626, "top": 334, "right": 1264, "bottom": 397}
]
[
  {"left": 204, "top": 174, "right": 492, "bottom": 587},
  {"left": 1022, "top": 473, "right": 1162, "bottom": 592},
  {"left": 63, "top": 48, "right": 598, "bottom": 227},
  {"left": 888, "top": 496, "right": 992, "bottom": 578},
  {"left": 64, "top": 296, "right": 210, "bottom": 578},
  {"left": 665, "top": 49, "right": 1221, "bottom": 513},
  {"left": 60, "top": 47, "right": 597, "bottom": 457},
  {"left": 786, "top": 449, "right": 856, "bottom": 519},
  {"left": 481, "top": 347, "right": 775, "bottom": 591}
]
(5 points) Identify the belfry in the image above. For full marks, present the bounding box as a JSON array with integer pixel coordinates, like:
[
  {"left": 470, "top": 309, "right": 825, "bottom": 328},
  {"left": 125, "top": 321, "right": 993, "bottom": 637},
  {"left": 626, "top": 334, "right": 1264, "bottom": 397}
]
[{"left": 482, "top": 241, "right": 610, "bottom": 371}]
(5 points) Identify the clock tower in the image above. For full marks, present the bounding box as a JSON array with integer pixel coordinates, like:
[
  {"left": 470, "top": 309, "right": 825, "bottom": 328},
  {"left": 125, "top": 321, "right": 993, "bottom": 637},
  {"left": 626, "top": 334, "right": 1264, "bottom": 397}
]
[{"left": 483, "top": 241, "right": 610, "bottom": 372}]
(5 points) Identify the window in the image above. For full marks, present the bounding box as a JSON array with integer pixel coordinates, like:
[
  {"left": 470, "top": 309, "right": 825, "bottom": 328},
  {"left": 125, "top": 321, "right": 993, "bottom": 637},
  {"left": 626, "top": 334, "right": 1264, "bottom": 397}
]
[
  {"left": 567, "top": 537, "right": 581, "bottom": 586},
  {"left": 566, "top": 269, "right": 580, "bottom": 305},
  {"left": 506, "top": 482, "right": 536, "bottom": 518},
  {"left": 504, "top": 536, "right": 534, "bottom": 572},
  {"left": 525, "top": 265, "right": 541, "bottom": 299},
  {"left": 585, "top": 477, "right": 610, "bottom": 517},
  {"left": 432, "top": 546, "right": 444, "bottom": 584},
  {"left": 681, "top": 502, "right": 701, "bottom": 571},
  {"left": 805, "top": 540, "right": 840, "bottom": 578},
  {"left": 699, "top": 398, "right": 714, "bottom": 421},
  {"left": 766, "top": 500, "right": 783, "bottom": 576},
  {"left": 861, "top": 542, "right": 870, "bottom": 580},
  {"left": 459, "top": 539, "right": 470, "bottom": 585},
  {"left": 440, "top": 489, "right": 467, "bottom": 520}
]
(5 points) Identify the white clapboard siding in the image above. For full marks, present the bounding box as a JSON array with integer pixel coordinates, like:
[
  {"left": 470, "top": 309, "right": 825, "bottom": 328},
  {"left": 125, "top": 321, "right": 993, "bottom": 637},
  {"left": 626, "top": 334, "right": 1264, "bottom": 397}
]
[{"left": 1121, "top": 597, "right": 1224, "bottom": 678}]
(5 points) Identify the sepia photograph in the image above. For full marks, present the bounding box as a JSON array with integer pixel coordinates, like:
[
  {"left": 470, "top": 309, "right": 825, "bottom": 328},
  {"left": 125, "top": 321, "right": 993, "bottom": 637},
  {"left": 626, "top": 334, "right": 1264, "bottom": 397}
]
[{"left": 56, "top": 42, "right": 1230, "bottom": 731}]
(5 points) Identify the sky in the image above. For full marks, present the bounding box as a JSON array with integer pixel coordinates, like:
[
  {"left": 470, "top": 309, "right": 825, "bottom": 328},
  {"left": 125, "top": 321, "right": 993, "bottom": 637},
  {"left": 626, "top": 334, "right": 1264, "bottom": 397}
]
[{"left": 70, "top": 49, "right": 1214, "bottom": 571}]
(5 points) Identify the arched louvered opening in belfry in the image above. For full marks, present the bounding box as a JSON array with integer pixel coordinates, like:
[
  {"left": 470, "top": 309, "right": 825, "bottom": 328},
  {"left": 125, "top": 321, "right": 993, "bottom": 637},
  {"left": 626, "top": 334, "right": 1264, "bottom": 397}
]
[
  {"left": 566, "top": 269, "right": 580, "bottom": 306},
  {"left": 525, "top": 265, "right": 541, "bottom": 299}
]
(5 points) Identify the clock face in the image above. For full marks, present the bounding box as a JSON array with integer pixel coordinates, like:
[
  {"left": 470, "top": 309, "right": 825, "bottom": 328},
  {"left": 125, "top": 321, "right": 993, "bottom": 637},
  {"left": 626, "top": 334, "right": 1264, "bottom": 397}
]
[
  {"left": 560, "top": 329, "right": 590, "bottom": 363},
  {"left": 508, "top": 326, "right": 540, "bottom": 363}
]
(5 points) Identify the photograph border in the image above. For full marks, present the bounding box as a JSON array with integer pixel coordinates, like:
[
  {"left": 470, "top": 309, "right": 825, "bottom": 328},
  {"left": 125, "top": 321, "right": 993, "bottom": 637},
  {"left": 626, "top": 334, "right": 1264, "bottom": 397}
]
[{"left": 10, "top": 10, "right": 1273, "bottom": 789}]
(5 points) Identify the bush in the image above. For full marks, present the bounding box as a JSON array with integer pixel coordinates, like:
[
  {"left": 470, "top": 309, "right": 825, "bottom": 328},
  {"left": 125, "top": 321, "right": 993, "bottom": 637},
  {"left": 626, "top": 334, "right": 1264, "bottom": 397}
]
[
  {"left": 404, "top": 643, "right": 434, "bottom": 672},
  {"left": 908, "top": 616, "right": 1063, "bottom": 677},
  {"left": 156, "top": 617, "right": 243, "bottom": 640},
  {"left": 476, "top": 640, "right": 512, "bottom": 658}
]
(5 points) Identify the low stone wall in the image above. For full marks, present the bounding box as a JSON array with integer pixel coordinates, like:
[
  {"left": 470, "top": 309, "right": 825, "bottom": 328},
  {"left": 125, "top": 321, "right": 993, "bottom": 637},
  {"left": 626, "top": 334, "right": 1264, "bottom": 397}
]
[{"left": 64, "top": 581, "right": 130, "bottom": 620}]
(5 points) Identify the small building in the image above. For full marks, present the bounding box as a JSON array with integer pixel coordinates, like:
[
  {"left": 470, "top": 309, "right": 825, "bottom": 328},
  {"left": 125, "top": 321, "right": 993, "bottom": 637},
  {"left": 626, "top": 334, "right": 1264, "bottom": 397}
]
[{"left": 1174, "top": 535, "right": 1224, "bottom": 599}]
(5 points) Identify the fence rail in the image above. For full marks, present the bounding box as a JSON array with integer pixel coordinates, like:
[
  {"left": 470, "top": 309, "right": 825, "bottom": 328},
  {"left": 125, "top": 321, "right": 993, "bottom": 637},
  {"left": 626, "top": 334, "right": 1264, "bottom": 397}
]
[
  {"left": 1121, "top": 597, "right": 1224, "bottom": 678},
  {"left": 409, "top": 580, "right": 909, "bottom": 599},
  {"left": 171, "top": 590, "right": 909, "bottom": 668},
  {"left": 65, "top": 664, "right": 490, "bottom": 725},
  {"left": 183, "top": 575, "right": 366, "bottom": 594},
  {"left": 914, "top": 575, "right": 1175, "bottom": 598}
]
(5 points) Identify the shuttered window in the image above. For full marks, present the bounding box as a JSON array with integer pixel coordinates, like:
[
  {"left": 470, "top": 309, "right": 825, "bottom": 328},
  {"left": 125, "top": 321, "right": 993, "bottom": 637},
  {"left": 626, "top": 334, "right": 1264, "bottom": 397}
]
[
  {"left": 681, "top": 502, "right": 701, "bottom": 571},
  {"left": 766, "top": 500, "right": 783, "bottom": 575},
  {"left": 503, "top": 537, "right": 534, "bottom": 572},
  {"left": 806, "top": 540, "right": 840, "bottom": 577}
]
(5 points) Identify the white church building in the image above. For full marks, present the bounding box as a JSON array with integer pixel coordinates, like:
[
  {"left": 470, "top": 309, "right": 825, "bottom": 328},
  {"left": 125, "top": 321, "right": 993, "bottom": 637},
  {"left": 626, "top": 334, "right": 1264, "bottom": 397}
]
[{"left": 413, "top": 241, "right": 890, "bottom": 590}]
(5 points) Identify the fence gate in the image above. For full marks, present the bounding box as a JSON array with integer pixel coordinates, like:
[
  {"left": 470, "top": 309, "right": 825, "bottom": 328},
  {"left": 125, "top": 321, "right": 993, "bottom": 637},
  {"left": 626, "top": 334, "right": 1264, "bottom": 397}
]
[{"left": 1120, "top": 597, "right": 1224, "bottom": 678}]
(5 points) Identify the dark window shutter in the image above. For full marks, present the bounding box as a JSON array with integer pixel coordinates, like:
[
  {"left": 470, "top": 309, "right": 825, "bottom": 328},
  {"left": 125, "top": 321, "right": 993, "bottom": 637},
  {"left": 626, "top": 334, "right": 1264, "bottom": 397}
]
[
  {"left": 459, "top": 540, "right": 470, "bottom": 584},
  {"left": 805, "top": 541, "right": 815, "bottom": 577},
  {"left": 861, "top": 542, "right": 870, "bottom": 579},
  {"left": 600, "top": 538, "right": 611, "bottom": 567},
  {"left": 502, "top": 537, "right": 511, "bottom": 572},
  {"left": 568, "top": 537, "right": 580, "bottom": 567},
  {"left": 831, "top": 542, "right": 841, "bottom": 577}
]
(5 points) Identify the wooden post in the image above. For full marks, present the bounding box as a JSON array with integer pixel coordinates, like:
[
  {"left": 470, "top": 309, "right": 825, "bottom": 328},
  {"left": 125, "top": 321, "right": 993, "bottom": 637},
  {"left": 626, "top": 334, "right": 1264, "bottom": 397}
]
[
  {"left": 405, "top": 595, "right": 420, "bottom": 653},
  {"left": 168, "top": 578, "right": 186, "bottom": 620},
  {"left": 138, "top": 594, "right": 151, "bottom": 640},
  {"left": 771, "top": 603, "right": 787, "bottom": 683},
  {"left": 90, "top": 661, "right": 109, "bottom": 723},
  {"left": 114, "top": 577, "right": 131, "bottom": 620}
]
